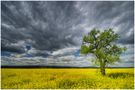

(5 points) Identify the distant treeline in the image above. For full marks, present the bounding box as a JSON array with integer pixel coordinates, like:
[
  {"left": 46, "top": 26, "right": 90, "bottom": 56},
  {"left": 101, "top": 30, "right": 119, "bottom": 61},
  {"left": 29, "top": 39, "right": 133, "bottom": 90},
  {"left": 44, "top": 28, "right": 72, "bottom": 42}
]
[{"left": 1, "top": 65, "right": 134, "bottom": 69}]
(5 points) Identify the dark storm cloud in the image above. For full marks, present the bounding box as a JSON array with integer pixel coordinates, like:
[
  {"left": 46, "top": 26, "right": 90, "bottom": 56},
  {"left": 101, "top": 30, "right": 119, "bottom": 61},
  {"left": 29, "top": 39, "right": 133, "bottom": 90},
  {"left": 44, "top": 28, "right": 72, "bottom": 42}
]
[
  {"left": 1, "top": 1, "right": 84, "bottom": 52},
  {"left": 75, "top": 1, "right": 134, "bottom": 44},
  {"left": 1, "top": 1, "right": 134, "bottom": 53},
  {"left": 1, "top": 1, "right": 134, "bottom": 67},
  {"left": 1, "top": 39, "right": 25, "bottom": 53}
]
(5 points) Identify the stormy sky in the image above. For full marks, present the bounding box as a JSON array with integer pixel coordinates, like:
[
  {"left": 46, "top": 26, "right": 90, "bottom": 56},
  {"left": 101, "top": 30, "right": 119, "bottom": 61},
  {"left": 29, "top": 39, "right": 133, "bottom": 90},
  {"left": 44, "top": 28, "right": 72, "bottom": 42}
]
[{"left": 1, "top": 1, "right": 134, "bottom": 67}]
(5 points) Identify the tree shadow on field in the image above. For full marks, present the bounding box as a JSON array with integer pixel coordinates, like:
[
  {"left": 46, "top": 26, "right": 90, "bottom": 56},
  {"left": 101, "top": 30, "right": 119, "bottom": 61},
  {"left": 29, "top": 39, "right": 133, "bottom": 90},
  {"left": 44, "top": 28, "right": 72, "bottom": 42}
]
[{"left": 108, "top": 72, "right": 134, "bottom": 78}]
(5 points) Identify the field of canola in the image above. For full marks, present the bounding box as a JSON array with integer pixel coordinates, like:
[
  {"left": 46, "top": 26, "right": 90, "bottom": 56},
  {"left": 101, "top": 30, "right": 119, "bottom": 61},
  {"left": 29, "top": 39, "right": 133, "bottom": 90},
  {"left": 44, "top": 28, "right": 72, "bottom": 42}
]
[{"left": 1, "top": 68, "right": 134, "bottom": 89}]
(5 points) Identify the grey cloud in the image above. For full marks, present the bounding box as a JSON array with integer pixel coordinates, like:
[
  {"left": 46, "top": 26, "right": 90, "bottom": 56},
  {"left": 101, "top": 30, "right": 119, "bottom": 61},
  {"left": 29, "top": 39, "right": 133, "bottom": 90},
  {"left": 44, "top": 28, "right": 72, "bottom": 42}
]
[
  {"left": 2, "top": 1, "right": 134, "bottom": 52},
  {"left": 2, "top": 1, "right": 84, "bottom": 52},
  {"left": 75, "top": 1, "right": 134, "bottom": 44},
  {"left": 1, "top": 56, "right": 92, "bottom": 67},
  {"left": 51, "top": 47, "right": 79, "bottom": 57},
  {"left": 1, "top": 39, "right": 25, "bottom": 53},
  {"left": 27, "top": 48, "right": 51, "bottom": 57},
  {"left": 1, "top": 39, "right": 35, "bottom": 53},
  {"left": 2, "top": 52, "right": 133, "bottom": 67},
  {"left": 1, "top": 1, "right": 134, "bottom": 67}
]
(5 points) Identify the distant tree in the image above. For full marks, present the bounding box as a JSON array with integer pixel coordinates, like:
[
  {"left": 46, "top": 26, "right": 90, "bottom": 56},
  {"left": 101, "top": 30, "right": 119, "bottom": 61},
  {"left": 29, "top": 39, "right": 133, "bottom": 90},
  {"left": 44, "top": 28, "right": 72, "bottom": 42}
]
[{"left": 81, "top": 28, "right": 126, "bottom": 75}]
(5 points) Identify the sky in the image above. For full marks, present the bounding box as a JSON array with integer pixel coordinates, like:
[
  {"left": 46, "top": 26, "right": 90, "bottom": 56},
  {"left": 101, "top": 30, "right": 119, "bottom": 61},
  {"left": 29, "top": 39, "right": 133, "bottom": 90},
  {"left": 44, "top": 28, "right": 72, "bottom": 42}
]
[{"left": 1, "top": 1, "right": 134, "bottom": 67}]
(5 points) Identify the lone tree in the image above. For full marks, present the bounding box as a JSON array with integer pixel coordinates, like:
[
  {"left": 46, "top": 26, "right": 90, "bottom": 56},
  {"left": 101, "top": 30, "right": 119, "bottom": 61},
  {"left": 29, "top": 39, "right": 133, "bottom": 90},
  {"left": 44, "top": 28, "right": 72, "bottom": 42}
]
[{"left": 81, "top": 28, "right": 126, "bottom": 75}]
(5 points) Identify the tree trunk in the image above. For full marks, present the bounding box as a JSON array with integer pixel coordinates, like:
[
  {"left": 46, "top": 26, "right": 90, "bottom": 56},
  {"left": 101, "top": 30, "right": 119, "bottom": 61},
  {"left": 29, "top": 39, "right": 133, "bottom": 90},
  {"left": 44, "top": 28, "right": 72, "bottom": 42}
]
[
  {"left": 100, "top": 61, "right": 106, "bottom": 76},
  {"left": 101, "top": 67, "right": 105, "bottom": 75}
]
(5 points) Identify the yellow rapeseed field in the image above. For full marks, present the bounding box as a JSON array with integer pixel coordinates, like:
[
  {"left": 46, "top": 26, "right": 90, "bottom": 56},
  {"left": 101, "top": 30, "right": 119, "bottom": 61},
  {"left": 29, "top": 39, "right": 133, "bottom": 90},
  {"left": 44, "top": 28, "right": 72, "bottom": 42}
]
[{"left": 1, "top": 68, "right": 134, "bottom": 89}]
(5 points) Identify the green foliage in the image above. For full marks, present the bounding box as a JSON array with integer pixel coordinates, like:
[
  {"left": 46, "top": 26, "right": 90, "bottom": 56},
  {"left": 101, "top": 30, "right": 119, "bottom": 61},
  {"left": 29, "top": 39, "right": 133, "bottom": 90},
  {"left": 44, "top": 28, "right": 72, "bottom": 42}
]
[
  {"left": 81, "top": 45, "right": 90, "bottom": 54},
  {"left": 81, "top": 28, "right": 126, "bottom": 63},
  {"left": 81, "top": 28, "right": 126, "bottom": 75}
]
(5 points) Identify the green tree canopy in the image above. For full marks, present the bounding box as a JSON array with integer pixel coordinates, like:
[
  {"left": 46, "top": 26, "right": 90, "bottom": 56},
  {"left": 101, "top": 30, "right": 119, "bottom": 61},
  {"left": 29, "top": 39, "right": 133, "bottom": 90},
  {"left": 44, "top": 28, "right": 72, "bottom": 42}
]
[{"left": 81, "top": 28, "right": 126, "bottom": 75}]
